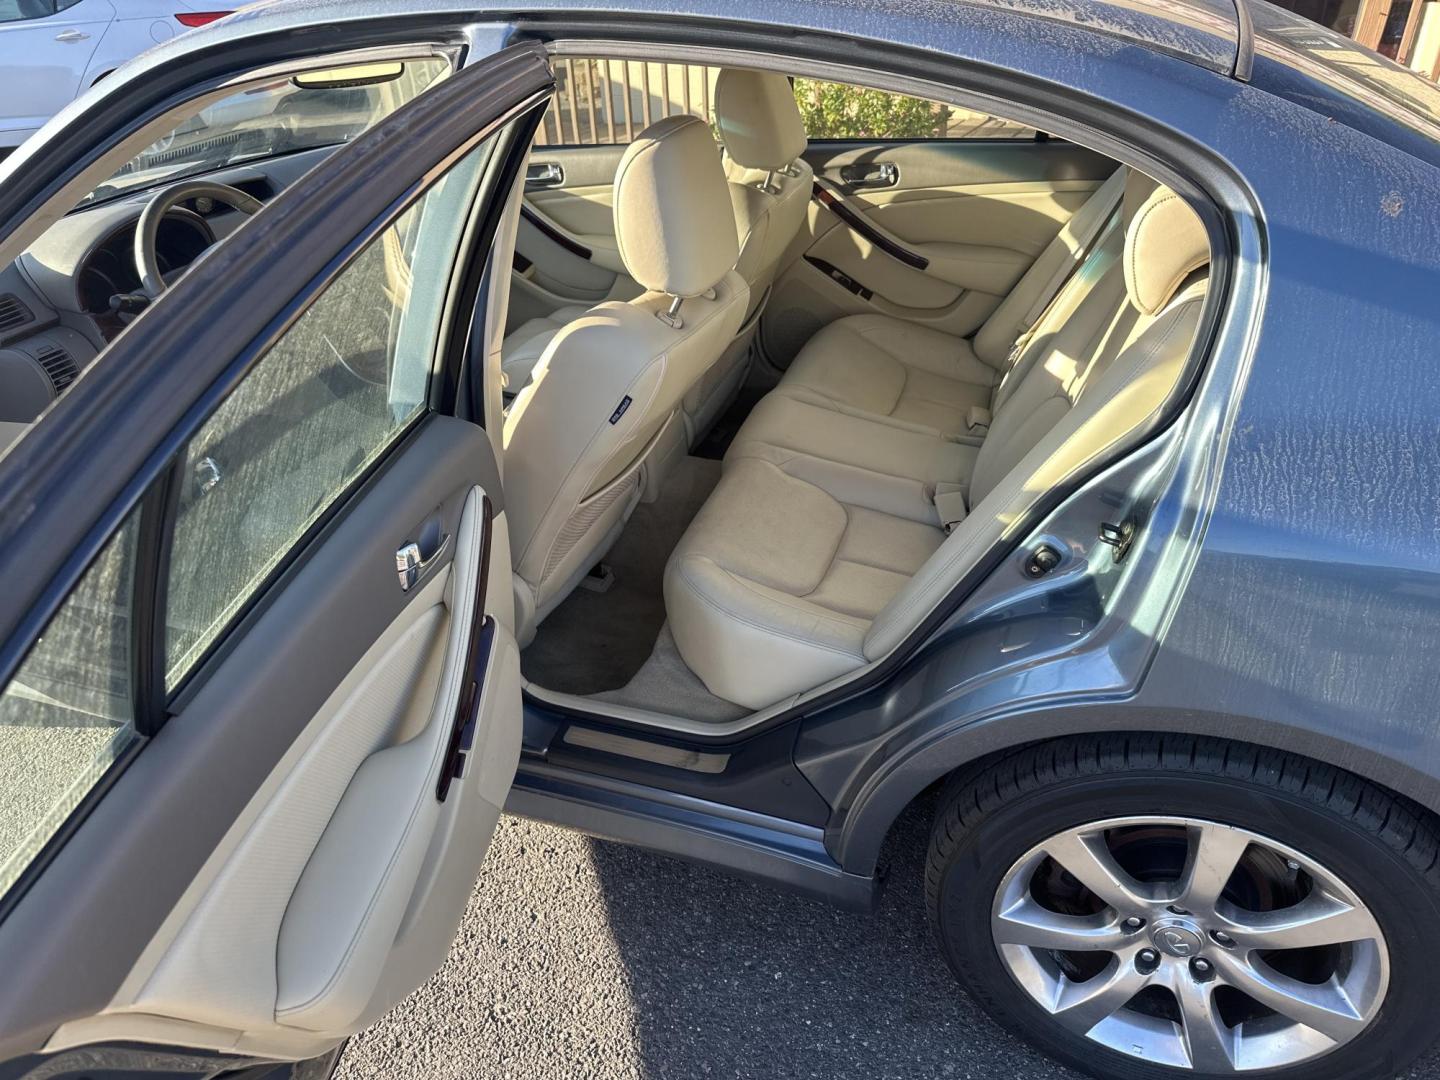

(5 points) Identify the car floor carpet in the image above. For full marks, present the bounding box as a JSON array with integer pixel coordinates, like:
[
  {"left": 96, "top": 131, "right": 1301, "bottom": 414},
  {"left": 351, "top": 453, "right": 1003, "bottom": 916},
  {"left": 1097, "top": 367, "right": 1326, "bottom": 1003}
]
[
  {"left": 520, "top": 454, "right": 722, "bottom": 694},
  {"left": 590, "top": 622, "right": 748, "bottom": 723}
]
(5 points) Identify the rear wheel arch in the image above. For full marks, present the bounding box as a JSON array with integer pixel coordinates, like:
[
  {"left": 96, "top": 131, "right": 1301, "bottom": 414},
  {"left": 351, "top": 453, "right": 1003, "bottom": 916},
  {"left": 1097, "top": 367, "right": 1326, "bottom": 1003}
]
[
  {"left": 924, "top": 732, "right": 1440, "bottom": 1080},
  {"left": 831, "top": 716, "right": 1440, "bottom": 879}
]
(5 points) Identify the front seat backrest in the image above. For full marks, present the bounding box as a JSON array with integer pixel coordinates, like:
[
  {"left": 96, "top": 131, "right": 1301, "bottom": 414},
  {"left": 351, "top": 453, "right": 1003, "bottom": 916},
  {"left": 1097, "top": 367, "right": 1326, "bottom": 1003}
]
[
  {"left": 504, "top": 115, "right": 749, "bottom": 643},
  {"left": 713, "top": 68, "right": 813, "bottom": 318},
  {"left": 680, "top": 69, "right": 814, "bottom": 443}
]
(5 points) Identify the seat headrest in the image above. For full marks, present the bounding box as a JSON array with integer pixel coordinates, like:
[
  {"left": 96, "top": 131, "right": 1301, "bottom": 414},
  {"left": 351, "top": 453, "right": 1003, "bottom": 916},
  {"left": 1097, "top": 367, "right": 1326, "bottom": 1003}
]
[
  {"left": 614, "top": 115, "right": 740, "bottom": 298},
  {"left": 713, "top": 69, "right": 807, "bottom": 170},
  {"left": 1122, "top": 171, "right": 1210, "bottom": 316}
]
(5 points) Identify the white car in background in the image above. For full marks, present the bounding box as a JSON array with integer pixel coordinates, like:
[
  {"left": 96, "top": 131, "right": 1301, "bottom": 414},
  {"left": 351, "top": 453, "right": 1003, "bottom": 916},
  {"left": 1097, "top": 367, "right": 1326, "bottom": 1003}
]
[{"left": 0, "top": 0, "right": 231, "bottom": 151}]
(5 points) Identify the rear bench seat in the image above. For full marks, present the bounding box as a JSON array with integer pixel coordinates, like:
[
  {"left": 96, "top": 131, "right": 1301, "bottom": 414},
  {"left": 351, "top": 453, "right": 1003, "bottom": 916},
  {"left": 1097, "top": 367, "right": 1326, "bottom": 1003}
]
[
  {"left": 777, "top": 167, "right": 1128, "bottom": 442},
  {"left": 662, "top": 171, "right": 1211, "bottom": 710}
]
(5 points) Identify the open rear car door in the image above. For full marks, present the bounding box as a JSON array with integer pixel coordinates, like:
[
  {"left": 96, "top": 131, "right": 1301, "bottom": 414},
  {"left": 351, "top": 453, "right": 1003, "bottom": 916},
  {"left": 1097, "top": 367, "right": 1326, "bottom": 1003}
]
[{"left": 0, "top": 29, "right": 551, "bottom": 1079}]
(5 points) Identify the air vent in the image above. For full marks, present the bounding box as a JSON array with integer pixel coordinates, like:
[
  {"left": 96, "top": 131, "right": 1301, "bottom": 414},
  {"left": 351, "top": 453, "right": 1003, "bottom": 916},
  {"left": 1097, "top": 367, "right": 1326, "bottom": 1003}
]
[
  {"left": 35, "top": 345, "right": 78, "bottom": 394},
  {"left": 0, "top": 294, "right": 31, "bottom": 333}
]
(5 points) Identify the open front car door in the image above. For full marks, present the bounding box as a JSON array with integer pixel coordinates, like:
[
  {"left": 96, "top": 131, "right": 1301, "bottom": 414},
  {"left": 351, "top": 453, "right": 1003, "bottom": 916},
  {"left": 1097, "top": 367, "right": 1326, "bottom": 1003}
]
[{"left": 0, "top": 33, "right": 552, "bottom": 1078}]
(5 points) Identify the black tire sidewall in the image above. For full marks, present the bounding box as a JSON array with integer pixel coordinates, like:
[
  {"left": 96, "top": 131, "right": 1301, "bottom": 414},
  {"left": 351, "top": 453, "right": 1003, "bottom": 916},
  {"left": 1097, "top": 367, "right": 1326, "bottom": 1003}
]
[{"left": 932, "top": 770, "right": 1440, "bottom": 1080}]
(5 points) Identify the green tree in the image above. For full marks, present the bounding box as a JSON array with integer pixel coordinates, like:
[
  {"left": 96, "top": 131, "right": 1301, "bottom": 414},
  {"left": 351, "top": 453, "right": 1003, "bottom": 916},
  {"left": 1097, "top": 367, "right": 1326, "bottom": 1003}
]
[{"left": 792, "top": 78, "right": 942, "bottom": 139}]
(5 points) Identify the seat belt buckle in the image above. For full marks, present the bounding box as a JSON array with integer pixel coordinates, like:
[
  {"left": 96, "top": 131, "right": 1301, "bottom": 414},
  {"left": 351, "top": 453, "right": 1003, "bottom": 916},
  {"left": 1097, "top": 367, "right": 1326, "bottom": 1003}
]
[
  {"left": 933, "top": 484, "right": 968, "bottom": 535},
  {"left": 966, "top": 405, "right": 991, "bottom": 434}
]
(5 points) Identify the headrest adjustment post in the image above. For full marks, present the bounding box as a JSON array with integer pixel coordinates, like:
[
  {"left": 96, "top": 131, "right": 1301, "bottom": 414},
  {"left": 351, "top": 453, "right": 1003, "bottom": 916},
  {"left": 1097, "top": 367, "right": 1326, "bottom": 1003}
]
[
  {"left": 657, "top": 295, "right": 685, "bottom": 329},
  {"left": 758, "top": 169, "right": 781, "bottom": 195}
]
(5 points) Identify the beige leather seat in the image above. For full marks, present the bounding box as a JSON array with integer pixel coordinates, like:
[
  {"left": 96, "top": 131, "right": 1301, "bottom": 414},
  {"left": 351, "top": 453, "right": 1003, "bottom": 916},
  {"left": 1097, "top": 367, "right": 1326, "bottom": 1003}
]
[
  {"left": 663, "top": 171, "right": 1208, "bottom": 710},
  {"left": 726, "top": 174, "right": 1129, "bottom": 527},
  {"left": 775, "top": 167, "right": 1127, "bottom": 442},
  {"left": 499, "top": 304, "right": 590, "bottom": 390},
  {"left": 505, "top": 115, "right": 748, "bottom": 644},
  {"left": 680, "top": 69, "right": 814, "bottom": 441}
]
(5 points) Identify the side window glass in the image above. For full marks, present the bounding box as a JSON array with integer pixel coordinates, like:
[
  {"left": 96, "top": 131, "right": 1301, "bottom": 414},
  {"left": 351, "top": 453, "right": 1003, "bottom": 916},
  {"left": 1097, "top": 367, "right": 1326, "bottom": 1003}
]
[
  {"left": 82, "top": 59, "right": 451, "bottom": 209},
  {"left": 162, "top": 130, "right": 500, "bottom": 686},
  {"left": 536, "top": 58, "right": 717, "bottom": 146},
  {"left": 0, "top": 1, "right": 58, "bottom": 24},
  {"left": 793, "top": 77, "right": 1037, "bottom": 141},
  {"left": 0, "top": 512, "right": 139, "bottom": 897}
]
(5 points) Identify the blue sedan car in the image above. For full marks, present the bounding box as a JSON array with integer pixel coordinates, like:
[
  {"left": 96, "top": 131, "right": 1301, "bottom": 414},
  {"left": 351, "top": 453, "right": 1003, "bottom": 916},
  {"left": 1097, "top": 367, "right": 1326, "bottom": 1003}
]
[{"left": 0, "top": 1, "right": 1436, "bottom": 1077}]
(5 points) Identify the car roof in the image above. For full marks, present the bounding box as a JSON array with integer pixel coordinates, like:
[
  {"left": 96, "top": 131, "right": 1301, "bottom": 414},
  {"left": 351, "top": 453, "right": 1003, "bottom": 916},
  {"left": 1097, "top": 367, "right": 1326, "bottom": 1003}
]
[
  {"left": 214, "top": 0, "right": 1440, "bottom": 130},
  {"left": 215, "top": 0, "right": 1245, "bottom": 74},
  {"left": 10, "top": 0, "right": 1440, "bottom": 205},
  {"left": 1244, "top": 0, "right": 1440, "bottom": 151}
]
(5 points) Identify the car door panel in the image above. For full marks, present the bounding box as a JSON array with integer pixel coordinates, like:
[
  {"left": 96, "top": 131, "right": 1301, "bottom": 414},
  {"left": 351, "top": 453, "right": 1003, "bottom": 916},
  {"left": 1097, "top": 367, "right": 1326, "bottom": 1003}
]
[
  {"left": 525, "top": 145, "right": 623, "bottom": 243},
  {"left": 94, "top": 448, "right": 517, "bottom": 1051},
  {"left": 761, "top": 139, "right": 1115, "bottom": 365},
  {"left": 10, "top": 420, "right": 515, "bottom": 1064},
  {"left": 508, "top": 143, "right": 636, "bottom": 330},
  {"left": 0, "top": 0, "right": 113, "bottom": 141},
  {"left": 0, "top": 40, "right": 551, "bottom": 1072}
]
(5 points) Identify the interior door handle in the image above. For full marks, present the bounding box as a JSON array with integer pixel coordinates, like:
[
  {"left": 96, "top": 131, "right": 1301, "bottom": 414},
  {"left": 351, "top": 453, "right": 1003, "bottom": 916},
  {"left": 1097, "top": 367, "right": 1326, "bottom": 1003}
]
[
  {"left": 54, "top": 28, "right": 90, "bottom": 42},
  {"left": 838, "top": 162, "right": 898, "bottom": 189},
  {"left": 525, "top": 162, "right": 564, "bottom": 189},
  {"left": 395, "top": 532, "right": 450, "bottom": 592}
]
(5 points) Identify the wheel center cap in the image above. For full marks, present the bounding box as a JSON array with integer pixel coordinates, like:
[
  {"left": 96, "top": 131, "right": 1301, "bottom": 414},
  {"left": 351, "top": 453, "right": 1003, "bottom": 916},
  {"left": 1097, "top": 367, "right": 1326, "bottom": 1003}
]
[{"left": 1150, "top": 917, "right": 1204, "bottom": 958}]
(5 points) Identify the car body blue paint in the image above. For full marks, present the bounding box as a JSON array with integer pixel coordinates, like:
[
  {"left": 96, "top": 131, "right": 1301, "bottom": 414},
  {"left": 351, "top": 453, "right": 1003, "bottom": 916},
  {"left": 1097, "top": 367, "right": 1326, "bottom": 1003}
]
[{"left": 4, "top": 0, "right": 1439, "bottom": 895}]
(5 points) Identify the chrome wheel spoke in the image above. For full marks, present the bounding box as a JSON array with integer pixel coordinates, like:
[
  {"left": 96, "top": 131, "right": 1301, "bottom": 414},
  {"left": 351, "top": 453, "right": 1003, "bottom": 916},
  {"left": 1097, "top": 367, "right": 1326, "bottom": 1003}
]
[
  {"left": 1177, "top": 822, "right": 1252, "bottom": 913},
  {"left": 1220, "top": 890, "right": 1381, "bottom": 951},
  {"left": 1174, "top": 977, "right": 1237, "bottom": 1072},
  {"left": 1051, "top": 959, "right": 1149, "bottom": 1034},
  {"left": 1041, "top": 829, "right": 1150, "bottom": 912},
  {"left": 1212, "top": 954, "right": 1367, "bottom": 1043},
  {"left": 993, "top": 895, "right": 1126, "bottom": 952}
]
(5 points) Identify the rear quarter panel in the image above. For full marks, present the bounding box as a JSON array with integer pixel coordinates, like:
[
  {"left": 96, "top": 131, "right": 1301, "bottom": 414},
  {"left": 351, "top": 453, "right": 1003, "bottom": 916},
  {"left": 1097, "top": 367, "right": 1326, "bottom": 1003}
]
[{"left": 801, "top": 21, "right": 1440, "bottom": 874}]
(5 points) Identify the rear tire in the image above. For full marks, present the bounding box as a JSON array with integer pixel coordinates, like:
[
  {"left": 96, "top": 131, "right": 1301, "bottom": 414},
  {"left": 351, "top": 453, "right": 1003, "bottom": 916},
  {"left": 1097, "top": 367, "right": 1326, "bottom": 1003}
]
[{"left": 925, "top": 734, "right": 1440, "bottom": 1080}]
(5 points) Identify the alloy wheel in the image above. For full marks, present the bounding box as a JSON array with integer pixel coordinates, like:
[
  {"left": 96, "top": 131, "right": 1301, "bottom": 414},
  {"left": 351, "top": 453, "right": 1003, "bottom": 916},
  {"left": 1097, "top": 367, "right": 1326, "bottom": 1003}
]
[{"left": 990, "top": 816, "right": 1389, "bottom": 1072}]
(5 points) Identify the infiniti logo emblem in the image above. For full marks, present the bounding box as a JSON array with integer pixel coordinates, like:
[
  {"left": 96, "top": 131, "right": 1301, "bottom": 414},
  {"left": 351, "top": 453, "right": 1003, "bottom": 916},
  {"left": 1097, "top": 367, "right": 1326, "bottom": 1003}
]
[{"left": 1149, "top": 918, "right": 1204, "bottom": 958}]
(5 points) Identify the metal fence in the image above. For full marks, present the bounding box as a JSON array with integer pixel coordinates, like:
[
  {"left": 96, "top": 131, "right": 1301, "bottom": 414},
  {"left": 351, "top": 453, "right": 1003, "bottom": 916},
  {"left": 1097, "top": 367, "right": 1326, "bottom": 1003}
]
[
  {"left": 536, "top": 59, "right": 718, "bottom": 146},
  {"left": 535, "top": 58, "right": 1034, "bottom": 146}
]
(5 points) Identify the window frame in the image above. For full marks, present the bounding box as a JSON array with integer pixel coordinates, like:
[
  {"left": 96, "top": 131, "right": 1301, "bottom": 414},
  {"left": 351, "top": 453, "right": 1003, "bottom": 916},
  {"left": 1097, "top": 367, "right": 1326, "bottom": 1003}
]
[
  {"left": 157, "top": 136, "right": 496, "bottom": 690},
  {"left": 160, "top": 107, "right": 541, "bottom": 710}
]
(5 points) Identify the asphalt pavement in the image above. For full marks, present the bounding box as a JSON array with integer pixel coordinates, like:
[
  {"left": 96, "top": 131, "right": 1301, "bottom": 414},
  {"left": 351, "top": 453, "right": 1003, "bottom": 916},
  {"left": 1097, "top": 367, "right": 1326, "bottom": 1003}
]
[{"left": 337, "top": 796, "right": 1440, "bottom": 1080}]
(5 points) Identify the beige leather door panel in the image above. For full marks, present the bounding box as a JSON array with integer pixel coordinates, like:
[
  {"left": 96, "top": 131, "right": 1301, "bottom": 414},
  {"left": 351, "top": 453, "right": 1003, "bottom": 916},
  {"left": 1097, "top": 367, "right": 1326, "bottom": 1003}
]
[
  {"left": 761, "top": 139, "right": 1113, "bottom": 366},
  {"left": 48, "top": 479, "right": 521, "bottom": 1060},
  {"left": 511, "top": 143, "right": 637, "bottom": 330}
]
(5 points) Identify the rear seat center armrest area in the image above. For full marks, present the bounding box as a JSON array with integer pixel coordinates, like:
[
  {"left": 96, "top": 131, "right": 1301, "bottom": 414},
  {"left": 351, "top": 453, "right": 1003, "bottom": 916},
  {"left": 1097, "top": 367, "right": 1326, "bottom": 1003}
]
[{"left": 662, "top": 169, "right": 1212, "bottom": 711}]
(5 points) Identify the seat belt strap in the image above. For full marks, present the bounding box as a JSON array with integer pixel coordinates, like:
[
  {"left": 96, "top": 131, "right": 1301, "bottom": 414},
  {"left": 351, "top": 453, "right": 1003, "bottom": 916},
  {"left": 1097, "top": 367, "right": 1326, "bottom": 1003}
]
[
  {"left": 997, "top": 212, "right": 1124, "bottom": 403},
  {"left": 1016, "top": 168, "right": 1127, "bottom": 337}
]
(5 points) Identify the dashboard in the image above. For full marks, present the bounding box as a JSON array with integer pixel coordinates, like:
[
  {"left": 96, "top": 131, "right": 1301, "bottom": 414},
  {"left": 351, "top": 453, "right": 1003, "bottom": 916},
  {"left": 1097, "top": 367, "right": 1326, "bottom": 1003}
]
[
  {"left": 0, "top": 146, "right": 334, "bottom": 426},
  {"left": 76, "top": 212, "right": 214, "bottom": 323}
]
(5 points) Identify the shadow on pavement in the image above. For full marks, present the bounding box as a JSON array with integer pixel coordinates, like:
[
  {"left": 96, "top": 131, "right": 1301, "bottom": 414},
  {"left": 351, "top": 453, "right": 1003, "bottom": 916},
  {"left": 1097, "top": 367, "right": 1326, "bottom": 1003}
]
[{"left": 584, "top": 793, "right": 1077, "bottom": 1080}]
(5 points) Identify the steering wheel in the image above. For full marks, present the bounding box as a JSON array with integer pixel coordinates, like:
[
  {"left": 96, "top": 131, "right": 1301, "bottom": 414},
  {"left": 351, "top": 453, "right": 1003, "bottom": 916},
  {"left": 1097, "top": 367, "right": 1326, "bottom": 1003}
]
[{"left": 134, "top": 180, "right": 263, "bottom": 300}]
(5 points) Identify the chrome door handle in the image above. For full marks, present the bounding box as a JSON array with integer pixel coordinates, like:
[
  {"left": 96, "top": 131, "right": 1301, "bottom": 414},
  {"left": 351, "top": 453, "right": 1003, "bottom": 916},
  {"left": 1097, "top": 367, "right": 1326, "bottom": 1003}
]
[
  {"left": 525, "top": 162, "right": 564, "bottom": 189},
  {"left": 837, "top": 162, "right": 898, "bottom": 189},
  {"left": 54, "top": 28, "right": 90, "bottom": 42},
  {"left": 395, "top": 532, "right": 450, "bottom": 592}
]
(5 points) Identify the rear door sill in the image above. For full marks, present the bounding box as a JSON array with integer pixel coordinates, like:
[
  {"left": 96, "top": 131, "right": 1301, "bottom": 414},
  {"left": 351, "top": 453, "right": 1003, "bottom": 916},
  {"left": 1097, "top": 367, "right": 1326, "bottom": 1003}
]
[{"left": 507, "top": 761, "right": 878, "bottom": 912}]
